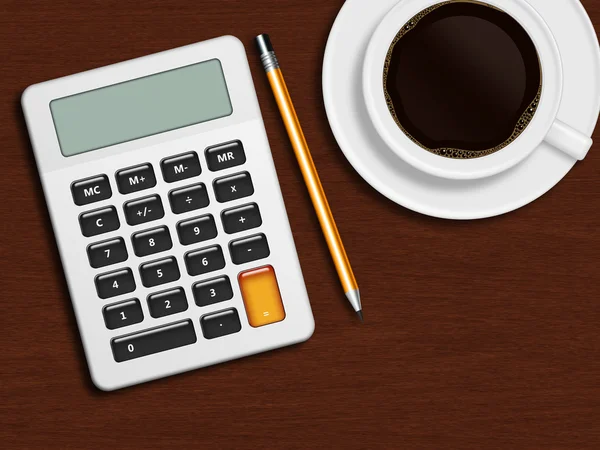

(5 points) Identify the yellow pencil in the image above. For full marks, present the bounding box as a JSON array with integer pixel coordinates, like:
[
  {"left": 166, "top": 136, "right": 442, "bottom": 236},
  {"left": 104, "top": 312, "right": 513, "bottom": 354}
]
[{"left": 256, "top": 34, "right": 363, "bottom": 322}]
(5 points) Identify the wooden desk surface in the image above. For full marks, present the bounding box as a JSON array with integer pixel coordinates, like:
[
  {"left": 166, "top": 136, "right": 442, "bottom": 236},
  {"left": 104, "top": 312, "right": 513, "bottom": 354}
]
[{"left": 1, "top": 1, "right": 599, "bottom": 448}]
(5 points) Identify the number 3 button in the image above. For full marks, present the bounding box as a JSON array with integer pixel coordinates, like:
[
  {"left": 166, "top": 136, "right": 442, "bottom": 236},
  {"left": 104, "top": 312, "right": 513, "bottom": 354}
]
[{"left": 193, "top": 276, "right": 233, "bottom": 307}]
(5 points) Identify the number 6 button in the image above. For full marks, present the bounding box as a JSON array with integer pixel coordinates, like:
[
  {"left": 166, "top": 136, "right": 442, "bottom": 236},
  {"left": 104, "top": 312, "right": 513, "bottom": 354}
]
[{"left": 184, "top": 245, "right": 225, "bottom": 276}]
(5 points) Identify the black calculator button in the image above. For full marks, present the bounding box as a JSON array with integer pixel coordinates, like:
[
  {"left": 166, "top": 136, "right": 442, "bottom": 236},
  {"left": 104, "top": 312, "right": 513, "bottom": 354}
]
[
  {"left": 213, "top": 171, "right": 254, "bottom": 203},
  {"left": 95, "top": 268, "right": 136, "bottom": 299},
  {"left": 205, "top": 140, "right": 246, "bottom": 172},
  {"left": 116, "top": 163, "right": 156, "bottom": 194},
  {"left": 103, "top": 299, "right": 144, "bottom": 330},
  {"left": 87, "top": 237, "right": 128, "bottom": 268},
  {"left": 132, "top": 226, "right": 172, "bottom": 257},
  {"left": 193, "top": 276, "right": 234, "bottom": 307},
  {"left": 221, "top": 203, "right": 262, "bottom": 234},
  {"left": 147, "top": 287, "right": 188, "bottom": 319},
  {"left": 161, "top": 152, "right": 201, "bottom": 183},
  {"left": 71, "top": 175, "right": 112, "bottom": 206},
  {"left": 229, "top": 233, "right": 270, "bottom": 265},
  {"left": 139, "top": 256, "right": 180, "bottom": 288},
  {"left": 111, "top": 319, "right": 197, "bottom": 363},
  {"left": 124, "top": 195, "right": 164, "bottom": 226},
  {"left": 184, "top": 245, "right": 226, "bottom": 276},
  {"left": 79, "top": 206, "right": 120, "bottom": 237},
  {"left": 200, "top": 309, "right": 242, "bottom": 340},
  {"left": 176, "top": 215, "right": 218, "bottom": 246},
  {"left": 168, "top": 183, "right": 209, "bottom": 214}
]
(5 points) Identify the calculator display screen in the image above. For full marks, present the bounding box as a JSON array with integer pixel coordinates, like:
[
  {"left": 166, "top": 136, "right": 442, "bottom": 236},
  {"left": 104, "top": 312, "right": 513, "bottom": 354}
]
[{"left": 50, "top": 59, "right": 233, "bottom": 157}]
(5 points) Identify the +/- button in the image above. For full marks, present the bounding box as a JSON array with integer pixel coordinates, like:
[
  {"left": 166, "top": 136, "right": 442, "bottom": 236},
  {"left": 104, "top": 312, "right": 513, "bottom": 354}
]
[
  {"left": 124, "top": 195, "right": 164, "bottom": 226},
  {"left": 239, "top": 265, "right": 285, "bottom": 327},
  {"left": 71, "top": 174, "right": 112, "bottom": 206}
]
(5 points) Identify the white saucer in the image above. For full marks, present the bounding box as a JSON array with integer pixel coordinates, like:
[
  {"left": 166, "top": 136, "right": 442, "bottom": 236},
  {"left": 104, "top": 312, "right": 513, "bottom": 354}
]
[{"left": 323, "top": 0, "right": 600, "bottom": 219}]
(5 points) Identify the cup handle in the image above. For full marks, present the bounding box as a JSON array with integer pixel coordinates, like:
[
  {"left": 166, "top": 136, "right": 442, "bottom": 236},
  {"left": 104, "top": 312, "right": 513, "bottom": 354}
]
[{"left": 544, "top": 119, "right": 593, "bottom": 160}]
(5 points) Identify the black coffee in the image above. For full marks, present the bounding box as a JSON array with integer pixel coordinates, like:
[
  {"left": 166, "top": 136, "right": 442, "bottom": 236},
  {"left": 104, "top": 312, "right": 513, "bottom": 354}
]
[{"left": 384, "top": 0, "right": 542, "bottom": 159}]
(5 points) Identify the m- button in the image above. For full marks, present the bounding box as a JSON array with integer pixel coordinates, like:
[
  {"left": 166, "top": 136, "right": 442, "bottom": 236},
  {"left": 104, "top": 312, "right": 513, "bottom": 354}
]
[
  {"left": 71, "top": 174, "right": 112, "bottom": 206},
  {"left": 205, "top": 140, "right": 246, "bottom": 172},
  {"left": 161, "top": 152, "right": 201, "bottom": 183}
]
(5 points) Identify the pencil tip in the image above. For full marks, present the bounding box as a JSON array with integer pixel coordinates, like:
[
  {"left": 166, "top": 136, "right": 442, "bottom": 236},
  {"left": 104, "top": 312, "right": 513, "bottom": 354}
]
[{"left": 357, "top": 310, "right": 363, "bottom": 323}]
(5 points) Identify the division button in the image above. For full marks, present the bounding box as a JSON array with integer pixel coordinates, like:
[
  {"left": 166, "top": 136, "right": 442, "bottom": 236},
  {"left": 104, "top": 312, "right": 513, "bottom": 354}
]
[
  {"left": 111, "top": 319, "right": 197, "bottom": 363},
  {"left": 132, "top": 226, "right": 172, "bottom": 257},
  {"left": 168, "top": 183, "right": 209, "bottom": 214},
  {"left": 71, "top": 174, "right": 112, "bottom": 206},
  {"left": 229, "top": 233, "right": 270, "bottom": 265},
  {"left": 139, "top": 256, "right": 180, "bottom": 288},
  {"left": 205, "top": 140, "right": 246, "bottom": 172},
  {"left": 87, "top": 237, "right": 128, "bottom": 268},
  {"left": 95, "top": 268, "right": 136, "bottom": 299},
  {"left": 116, "top": 163, "right": 156, "bottom": 195},
  {"left": 161, "top": 152, "right": 201, "bottom": 183},
  {"left": 239, "top": 265, "right": 286, "bottom": 327},
  {"left": 192, "top": 276, "right": 233, "bottom": 307},
  {"left": 184, "top": 245, "right": 225, "bottom": 276},
  {"left": 79, "top": 206, "right": 120, "bottom": 237},
  {"left": 200, "top": 308, "right": 242, "bottom": 340},
  {"left": 221, "top": 203, "right": 262, "bottom": 234},
  {"left": 147, "top": 287, "right": 188, "bottom": 319},
  {"left": 103, "top": 298, "right": 144, "bottom": 330},
  {"left": 123, "top": 195, "right": 164, "bottom": 226},
  {"left": 176, "top": 215, "right": 218, "bottom": 246},
  {"left": 213, "top": 171, "right": 254, "bottom": 203}
]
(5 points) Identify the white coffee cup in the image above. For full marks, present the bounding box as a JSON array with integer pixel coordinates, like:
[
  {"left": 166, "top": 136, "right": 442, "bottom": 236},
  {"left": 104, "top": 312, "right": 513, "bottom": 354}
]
[{"left": 363, "top": 0, "right": 593, "bottom": 180}]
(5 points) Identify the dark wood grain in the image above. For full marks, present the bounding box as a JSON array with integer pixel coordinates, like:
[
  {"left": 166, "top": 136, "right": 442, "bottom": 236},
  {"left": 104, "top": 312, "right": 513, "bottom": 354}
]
[{"left": 1, "top": 0, "right": 600, "bottom": 448}]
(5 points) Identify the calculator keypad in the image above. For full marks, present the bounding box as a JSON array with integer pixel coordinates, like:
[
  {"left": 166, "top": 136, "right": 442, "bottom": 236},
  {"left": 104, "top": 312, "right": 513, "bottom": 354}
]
[
  {"left": 185, "top": 245, "right": 226, "bottom": 276},
  {"left": 103, "top": 299, "right": 144, "bottom": 330},
  {"left": 200, "top": 309, "right": 242, "bottom": 340},
  {"left": 111, "top": 319, "right": 197, "bottom": 362},
  {"left": 80, "top": 139, "right": 290, "bottom": 364},
  {"left": 116, "top": 163, "right": 156, "bottom": 194},
  {"left": 140, "top": 256, "right": 180, "bottom": 288},
  {"left": 229, "top": 233, "right": 270, "bottom": 265},
  {"left": 124, "top": 195, "right": 165, "bottom": 226},
  {"left": 95, "top": 268, "right": 136, "bottom": 299},
  {"left": 80, "top": 206, "right": 120, "bottom": 237},
  {"left": 176, "top": 215, "right": 218, "bottom": 246},
  {"left": 72, "top": 175, "right": 112, "bottom": 206},
  {"left": 221, "top": 203, "right": 262, "bottom": 234},
  {"left": 214, "top": 171, "right": 254, "bottom": 203},
  {"left": 147, "top": 287, "right": 188, "bottom": 318},
  {"left": 205, "top": 140, "right": 246, "bottom": 172},
  {"left": 87, "top": 238, "right": 128, "bottom": 268},
  {"left": 168, "top": 183, "right": 210, "bottom": 214},
  {"left": 132, "top": 226, "right": 172, "bottom": 257},
  {"left": 161, "top": 152, "right": 201, "bottom": 183},
  {"left": 192, "top": 275, "right": 234, "bottom": 307}
]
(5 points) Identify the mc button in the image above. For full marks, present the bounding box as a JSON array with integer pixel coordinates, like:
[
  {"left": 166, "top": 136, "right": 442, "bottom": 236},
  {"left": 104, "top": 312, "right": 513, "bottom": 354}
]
[{"left": 71, "top": 175, "right": 112, "bottom": 206}]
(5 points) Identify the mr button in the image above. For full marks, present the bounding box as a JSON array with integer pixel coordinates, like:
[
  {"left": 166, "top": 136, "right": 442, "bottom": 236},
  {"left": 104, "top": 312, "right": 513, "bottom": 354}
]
[
  {"left": 205, "top": 140, "right": 246, "bottom": 172},
  {"left": 71, "top": 174, "right": 112, "bottom": 206}
]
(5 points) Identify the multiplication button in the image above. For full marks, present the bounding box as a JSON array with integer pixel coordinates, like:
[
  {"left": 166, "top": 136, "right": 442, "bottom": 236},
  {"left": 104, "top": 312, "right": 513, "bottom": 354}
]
[
  {"left": 116, "top": 163, "right": 156, "bottom": 194},
  {"left": 161, "top": 152, "right": 201, "bottom": 183},
  {"left": 124, "top": 195, "right": 164, "bottom": 226},
  {"left": 71, "top": 174, "right": 112, "bottom": 206},
  {"left": 213, "top": 171, "right": 254, "bottom": 203},
  {"left": 205, "top": 140, "right": 246, "bottom": 172},
  {"left": 168, "top": 183, "right": 209, "bottom": 214}
]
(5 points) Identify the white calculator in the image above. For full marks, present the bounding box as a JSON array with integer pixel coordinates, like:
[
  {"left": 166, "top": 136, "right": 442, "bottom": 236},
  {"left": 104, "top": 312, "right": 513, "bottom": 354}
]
[{"left": 22, "top": 36, "right": 314, "bottom": 391}]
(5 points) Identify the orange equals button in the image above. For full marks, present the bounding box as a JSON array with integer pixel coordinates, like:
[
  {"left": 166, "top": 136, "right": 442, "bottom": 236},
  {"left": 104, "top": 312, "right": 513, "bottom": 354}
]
[{"left": 239, "top": 265, "right": 286, "bottom": 327}]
